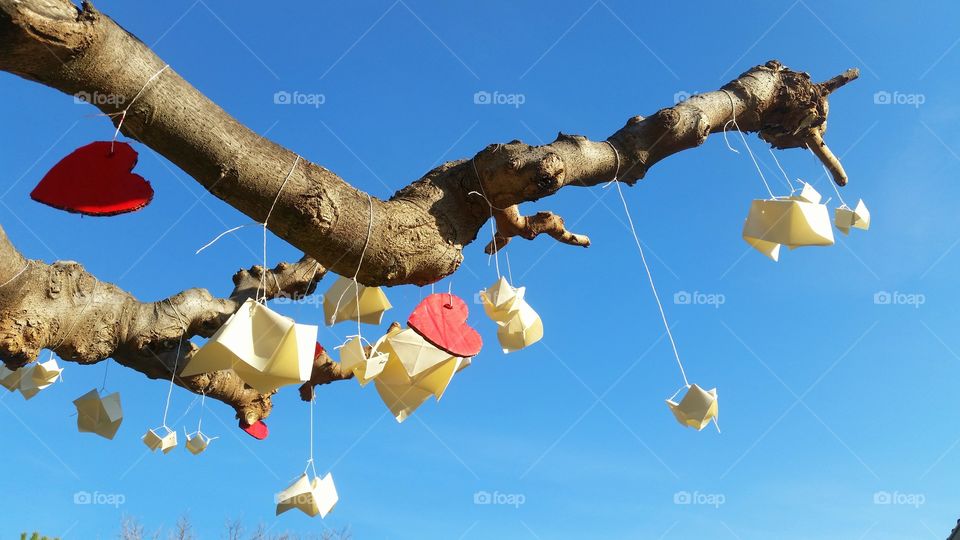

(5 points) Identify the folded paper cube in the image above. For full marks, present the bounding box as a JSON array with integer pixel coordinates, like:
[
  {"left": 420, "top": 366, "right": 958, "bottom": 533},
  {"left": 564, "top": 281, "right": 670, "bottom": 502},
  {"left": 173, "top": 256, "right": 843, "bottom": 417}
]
[
  {"left": 372, "top": 327, "right": 466, "bottom": 422},
  {"left": 387, "top": 328, "right": 457, "bottom": 378},
  {"left": 0, "top": 365, "right": 24, "bottom": 392},
  {"left": 276, "top": 473, "right": 339, "bottom": 518},
  {"left": 185, "top": 430, "right": 214, "bottom": 455},
  {"left": 480, "top": 277, "right": 526, "bottom": 323},
  {"left": 73, "top": 389, "right": 123, "bottom": 440},
  {"left": 834, "top": 199, "right": 871, "bottom": 235},
  {"left": 143, "top": 426, "right": 178, "bottom": 453},
  {"left": 19, "top": 358, "right": 63, "bottom": 400},
  {"left": 497, "top": 301, "right": 544, "bottom": 354},
  {"left": 666, "top": 384, "right": 718, "bottom": 431},
  {"left": 742, "top": 197, "right": 834, "bottom": 259},
  {"left": 181, "top": 299, "right": 317, "bottom": 393},
  {"left": 338, "top": 336, "right": 389, "bottom": 386},
  {"left": 789, "top": 181, "right": 822, "bottom": 204},
  {"left": 323, "top": 276, "right": 392, "bottom": 326}
]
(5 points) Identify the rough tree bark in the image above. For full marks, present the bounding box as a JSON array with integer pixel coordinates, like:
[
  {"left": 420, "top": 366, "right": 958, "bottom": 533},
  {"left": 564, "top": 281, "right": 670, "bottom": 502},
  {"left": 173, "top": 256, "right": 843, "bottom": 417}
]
[{"left": 0, "top": 0, "right": 858, "bottom": 423}]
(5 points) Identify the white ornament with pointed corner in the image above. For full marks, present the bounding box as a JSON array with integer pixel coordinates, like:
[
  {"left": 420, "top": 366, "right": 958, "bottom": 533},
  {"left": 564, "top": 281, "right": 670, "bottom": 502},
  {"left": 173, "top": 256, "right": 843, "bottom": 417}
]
[
  {"left": 338, "top": 336, "right": 389, "bottom": 386},
  {"left": 276, "top": 473, "right": 339, "bottom": 518},
  {"left": 387, "top": 328, "right": 457, "bottom": 378},
  {"left": 497, "top": 300, "right": 544, "bottom": 354},
  {"left": 19, "top": 357, "right": 63, "bottom": 400},
  {"left": 73, "top": 389, "right": 123, "bottom": 440},
  {"left": 142, "top": 425, "right": 178, "bottom": 454},
  {"left": 666, "top": 384, "right": 719, "bottom": 431},
  {"left": 323, "top": 276, "right": 392, "bottom": 326},
  {"left": 180, "top": 299, "right": 317, "bottom": 393},
  {"left": 789, "top": 181, "right": 823, "bottom": 204},
  {"left": 0, "top": 365, "right": 23, "bottom": 392},
  {"left": 184, "top": 430, "right": 215, "bottom": 455},
  {"left": 742, "top": 185, "right": 834, "bottom": 260},
  {"left": 480, "top": 276, "right": 526, "bottom": 322},
  {"left": 835, "top": 199, "right": 871, "bottom": 235}
]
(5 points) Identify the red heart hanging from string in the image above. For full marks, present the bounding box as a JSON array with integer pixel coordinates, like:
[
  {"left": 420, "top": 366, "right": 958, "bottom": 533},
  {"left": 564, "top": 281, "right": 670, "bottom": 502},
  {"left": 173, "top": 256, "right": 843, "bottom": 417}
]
[
  {"left": 31, "top": 141, "right": 154, "bottom": 216},
  {"left": 239, "top": 418, "right": 269, "bottom": 440},
  {"left": 408, "top": 293, "right": 483, "bottom": 358}
]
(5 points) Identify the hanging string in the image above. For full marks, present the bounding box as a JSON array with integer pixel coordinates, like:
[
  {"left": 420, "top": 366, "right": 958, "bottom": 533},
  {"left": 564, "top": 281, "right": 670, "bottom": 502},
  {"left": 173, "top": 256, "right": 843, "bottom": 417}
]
[
  {"left": 604, "top": 141, "right": 690, "bottom": 387},
  {"left": 160, "top": 300, "right": 187, "bottom": 429},
  {"left": 194, "top": 223, "right": 257, "bottom": 255},
  {"left": 330, "top": 193, "right": 375, "bottom": 337},
  {"left": 0, "top": 261, "right": 30, "bottom": 289},
  {"left": 111, "top": 64, "right": 171, "bottom": 151},
  {"left": 196, "top": 391, "right": 206, "bottom": 433},
  {"left": 722, "top": 91, "right": 776, "bottom": 199},
  {"left": 767, "top": 149, "right": 796, "bottom": 193},
  {"left": 259, "top": 155, "right": 303, "bottom": 302},
  {"left": 304, "top": 395, "right": 319, "bottom": 477},
  {"left": 470, "top": 158, "right": 502, "bottom": 279},
  {"left": 100, "top": 359, "right": 110, "bottom": 393},
  {"left": 505, "top": 252, "right": 515, "bottom": 286}
]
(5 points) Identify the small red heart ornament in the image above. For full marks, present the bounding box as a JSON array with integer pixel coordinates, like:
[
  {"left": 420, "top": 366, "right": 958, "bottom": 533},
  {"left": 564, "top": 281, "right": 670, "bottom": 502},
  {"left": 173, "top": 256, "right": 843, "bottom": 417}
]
[
  {"left": 408, "top": 293, "right": 483, "bottom": 357},
  {"left": 239, "top": 419, "right": 269, "bottom": 440},
  {"left": 31, "top": 141, "right": 154, "bottom": 216}
]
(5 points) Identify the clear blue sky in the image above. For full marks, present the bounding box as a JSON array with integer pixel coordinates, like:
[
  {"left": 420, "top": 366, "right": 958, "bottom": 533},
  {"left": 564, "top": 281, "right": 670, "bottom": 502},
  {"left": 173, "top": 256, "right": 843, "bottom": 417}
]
[{"left": 1, "top": 1, "right": 958, "bottom": 538}]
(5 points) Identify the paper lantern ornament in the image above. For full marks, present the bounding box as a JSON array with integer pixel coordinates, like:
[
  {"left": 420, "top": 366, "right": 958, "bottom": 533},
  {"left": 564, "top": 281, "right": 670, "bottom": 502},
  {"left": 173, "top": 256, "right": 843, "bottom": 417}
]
[
  {"left": 276, "top": 473, "right": 339, "bottom": 518},
  {"left": 31, "top": 141, "right": 154, "bottom": 216},
  {"left": 742, "top": 184, "right": 834, "bottom": 261},
  {"left": 185, "top": 430, "right": 215, "bottom": 455},
  {"left": 323, "top": 276, "right": 392, "bottom": 326},
  {"left": 372, "top": 327, "right": 468, "bottom": 422},
  {"left": 408, "top": 294, "right": 483, "bottom": 357},
  {"left": 338, "top": 336, "right": 389, "bottom": 386},
  {"left": 181, "top": 299, "right": 317, "bottom": 393},
  {"left": 835, "top": 199, "right": 871, "bottom": 235},
  {"left": 480, "top": 277, "right": 526, "bottom": 322},
  {"left": 142, "top": 426, "right": 178, "bottom": 453},
  {"left": 0, "top": 365, "right": 24, "bottom": 391},
  {"left": 73, "top": 389, "right": 123, "bottom": 440},
  {"left": 19, "top": 358, "right": 63, "bottom": 400},
  {"left": 479, "top": 277, "right": 544, "bottom": 353},
  {"left": 666, "top": 384, "right": 719, "bottom": 431}
]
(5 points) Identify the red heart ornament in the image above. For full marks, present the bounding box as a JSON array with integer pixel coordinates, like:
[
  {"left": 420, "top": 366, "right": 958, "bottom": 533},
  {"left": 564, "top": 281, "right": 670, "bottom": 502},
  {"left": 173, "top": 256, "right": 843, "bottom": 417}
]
[
  {"left": 31, "top": 141, "right": 154, "bottom": 216},
  {"left": 239, "top": 419, "right": 269, "bottom": 440},
  {"left": 408, "top": 293, "right": 483, "bottom": 357}
]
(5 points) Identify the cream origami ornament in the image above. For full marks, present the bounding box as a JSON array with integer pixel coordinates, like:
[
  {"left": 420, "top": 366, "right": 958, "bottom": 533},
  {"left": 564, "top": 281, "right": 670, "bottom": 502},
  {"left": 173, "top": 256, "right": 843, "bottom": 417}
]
[
  {"left": 276, "top": 472, "right": 339, "bottom": 518},
  {"left": 142, "top": 425, "right": 178, "bottom": 454},
  {"left": 0, "top": 365, "right": 23, "bottom": 391},
  {"left": 184, "top": 430, "right": 216, "bottom": 455},
  {"left": 666, "top": 384, "right": 719, "bottom": 431},
  {"left": 19, "top": 357, "right": 63, "bottom": 400},
  {"left": 73, "top": 389, "right": 123, "bottom": 439},
  {"left": 181, "top": 299, "right": 317, "bottom": 393},
  {"left": 742, "top": 184, "right": 834, "bottom": 260},
  {"left": 338, "top": 336, "right": 389, "bottom": 386},
  {"left": 497, "top": 301, "right": 544, "bottom": 354},
  {"left": 480, "top": 277, "right": 526, "bottom": 323},
  {"left": 835, "top": 199, "right": 871, "bottom": 235},
  {"left": 323, "top": 276, "right": 392, "bottom": 326}
]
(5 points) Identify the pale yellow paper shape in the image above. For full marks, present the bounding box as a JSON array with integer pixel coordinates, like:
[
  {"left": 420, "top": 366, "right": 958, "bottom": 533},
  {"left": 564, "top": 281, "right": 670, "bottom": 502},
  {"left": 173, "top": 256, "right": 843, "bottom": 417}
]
[
  {"left": 276, "top": 473, "right": 339, "bottom": 518},
  {"left": 497, "top": 300, "right": 544, "bottom": 354},
  {"left": 666, "top": 384, "right": 718, "bottom": 431},
  {"left": 73, "top": 389, "right": 123, "bottom": 440},
  {"left": 181, "top": 299, "right": 317, "bottom": 393},
  {"left": 323, "top": 276, "right": 392, "bottom": 326},
  {"left": 142, "top": 426, "right": 178, "bottom": 454},
  {"left": 789, "top": 182, "right": 822, "bottom": 204},
  {"left": 339, "top": 336, "right": 389, "bottom": 386},
  {"left": 835, "top": 199, "right": 870, "bottom": 235},
  {"left": 480, "top": 277, "right": 526, "bottom": 322},
  {"left": 742, "top": 198, "right": 834, "bottom": 256},
  {"left": 742, "top": 235, "right": 781, "bottom": 261},
  {"left": 0, "top": 365, "right": 23, "bottom": 392},
  {"left": 19, "top": 358, "right": 63, "bottom": 400},
  {"left": 387, "top": 328, "right": 456, "bottom": 378},
  {"left": 185, "top": 431, "right": 214, "bottom": 455}
]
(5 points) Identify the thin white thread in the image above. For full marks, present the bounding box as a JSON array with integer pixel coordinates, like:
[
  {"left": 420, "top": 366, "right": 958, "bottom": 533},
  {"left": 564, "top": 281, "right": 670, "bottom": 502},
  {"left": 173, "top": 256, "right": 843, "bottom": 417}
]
[
  {"left": 260, "top": 155, "right": 302, "bottom": 302},
  {"left": 767, "top": 149, "right": 796, "bottom": 193},
  {"left": 305, "top": 395, "right": 318, "bottom": 477},
  {"left": 112, "top": 64, "right": 170, "bottom": 151},
  {"left": 471, "top": 159, "right": 502, "bottom": 278},
  {"left": 161, "top": 300, "right": 187, "bottom": 427},
  {"left": 0, "top": 261, "right": 30, "bottom": 289},
  {"left": 195, "top": 223, "right": 256, "bottom": 255},
  {"left": 197, "top": 391, "right": 206, "bottom": 433},
  {"left": 808, "top": 144, "right": 849, "bottom": 208},
  {"left": 100, "top": 359, "right": 110, "bottom": 393},
  {"left": 505, "top": 252, "right": 515, "bottom": 286},
  {"left": 330, "top": 193, "right": 375, "bottom": 335},
  {"left": 722, "top": 90, "right": 775, "bottom": 199},
  {"left": 607, "top": 147, "right": 689, "bottom": 387}
]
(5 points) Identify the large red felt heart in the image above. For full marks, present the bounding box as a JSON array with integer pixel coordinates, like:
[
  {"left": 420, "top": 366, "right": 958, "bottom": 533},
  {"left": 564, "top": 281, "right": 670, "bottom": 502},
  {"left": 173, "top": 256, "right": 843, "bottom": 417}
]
[
  {"left": 239, "top": 419, "right": 269, "bottom": 440},
  {"left": 31, "top": 141, "right": 154, "bottom": 216},
  {"left": 408, "top": 293, "right": 483, "bottom": 358}
]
